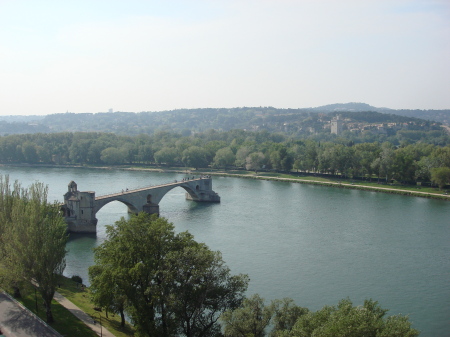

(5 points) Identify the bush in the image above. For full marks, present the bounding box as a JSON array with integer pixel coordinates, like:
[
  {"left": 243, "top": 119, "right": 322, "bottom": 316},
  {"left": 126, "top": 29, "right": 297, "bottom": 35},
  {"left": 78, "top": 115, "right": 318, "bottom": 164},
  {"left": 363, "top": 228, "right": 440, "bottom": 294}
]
[{"left": 71, "top": 275, "right": 83, "bottom": 284}]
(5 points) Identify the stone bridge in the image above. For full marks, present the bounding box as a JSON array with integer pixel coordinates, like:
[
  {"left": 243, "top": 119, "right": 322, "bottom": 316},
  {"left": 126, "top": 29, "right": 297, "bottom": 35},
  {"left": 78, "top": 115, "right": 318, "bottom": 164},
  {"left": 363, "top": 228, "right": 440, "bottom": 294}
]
[{"left": 62, "top": 177, "right": 220, "bottom": 233}]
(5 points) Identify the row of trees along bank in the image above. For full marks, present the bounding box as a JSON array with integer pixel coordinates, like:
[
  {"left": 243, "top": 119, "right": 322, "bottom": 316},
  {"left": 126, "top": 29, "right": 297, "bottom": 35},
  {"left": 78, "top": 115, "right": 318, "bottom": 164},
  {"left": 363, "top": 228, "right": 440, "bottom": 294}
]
[{"left": 1, "top": 130, "right": 450, "bottom": 187}]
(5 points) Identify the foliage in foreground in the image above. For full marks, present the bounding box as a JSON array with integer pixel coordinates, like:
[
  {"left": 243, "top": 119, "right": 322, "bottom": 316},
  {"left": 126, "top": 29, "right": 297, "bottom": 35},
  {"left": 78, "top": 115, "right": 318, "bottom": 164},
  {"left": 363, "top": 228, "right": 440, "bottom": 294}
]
[
  {"left": 221, "top": 294, "right": 419, "bottom": 337},
  {"left": 0, "top": 175, "right": 68, "bottom": 323},
  {"left": 89, "top": 212, "right": 249, "bottom": 337}
]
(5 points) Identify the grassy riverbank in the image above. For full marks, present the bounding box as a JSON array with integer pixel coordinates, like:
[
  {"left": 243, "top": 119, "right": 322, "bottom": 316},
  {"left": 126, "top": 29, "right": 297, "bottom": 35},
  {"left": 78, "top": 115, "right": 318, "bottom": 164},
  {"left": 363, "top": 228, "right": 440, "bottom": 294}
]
[
  {"left": 4, "top": 163, "right": 448, "bottom": 200},
  {"left": 0, "top": 269, "right": 134, "bottom": 337},
  {"left": 226, "top": 171, "right": 450, "bottom": 200},
  {"left": 55, "top": 275, "right": 134, "bottom": 337},
  {"left": 119, "top": 165, "right": 450, "bottom": 201}
]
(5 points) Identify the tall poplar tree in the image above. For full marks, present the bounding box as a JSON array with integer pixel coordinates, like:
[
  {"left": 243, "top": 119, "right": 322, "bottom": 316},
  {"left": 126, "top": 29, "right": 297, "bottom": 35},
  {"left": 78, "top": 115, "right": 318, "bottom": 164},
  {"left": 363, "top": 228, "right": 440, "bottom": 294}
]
[{"left": 1, "top": 178, "right": 67, "bottom": 323}]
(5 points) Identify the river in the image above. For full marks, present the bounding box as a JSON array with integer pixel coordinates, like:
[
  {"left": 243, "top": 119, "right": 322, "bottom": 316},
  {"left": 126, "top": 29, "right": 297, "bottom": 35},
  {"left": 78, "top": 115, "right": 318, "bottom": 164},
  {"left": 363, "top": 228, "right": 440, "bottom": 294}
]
[{"left": 1, "top": 166, "right": 449, "bottom": 336}]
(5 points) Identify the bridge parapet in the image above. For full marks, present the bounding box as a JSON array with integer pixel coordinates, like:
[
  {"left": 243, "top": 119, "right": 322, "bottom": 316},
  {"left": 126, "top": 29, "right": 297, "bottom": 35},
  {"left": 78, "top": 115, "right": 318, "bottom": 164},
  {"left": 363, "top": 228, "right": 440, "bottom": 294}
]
[{"left": 63, "top": 177, "right": 220, "bottom": 233}]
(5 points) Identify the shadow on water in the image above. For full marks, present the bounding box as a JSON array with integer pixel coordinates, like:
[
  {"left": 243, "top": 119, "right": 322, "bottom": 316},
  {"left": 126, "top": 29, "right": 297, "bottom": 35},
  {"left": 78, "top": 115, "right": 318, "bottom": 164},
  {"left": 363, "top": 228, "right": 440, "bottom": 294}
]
[
  {"left": 188, "top": 201, "right": 217, "bottom": 211},
  {"left": 67, "top": 232, "right": 97, "bottom": 242}
]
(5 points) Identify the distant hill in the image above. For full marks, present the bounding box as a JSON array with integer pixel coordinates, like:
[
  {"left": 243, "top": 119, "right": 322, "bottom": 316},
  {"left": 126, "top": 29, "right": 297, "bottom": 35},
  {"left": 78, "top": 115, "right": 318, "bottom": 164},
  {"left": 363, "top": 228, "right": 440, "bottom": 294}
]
[
  {"left": 0, "top": 104, "right": 448, "bottom": 140},
  {"left": 309, "top": 102, "right": 450, "bottom": 124},
  {"left": 309, "top": 102, "right": 391, "bottom": 112}
]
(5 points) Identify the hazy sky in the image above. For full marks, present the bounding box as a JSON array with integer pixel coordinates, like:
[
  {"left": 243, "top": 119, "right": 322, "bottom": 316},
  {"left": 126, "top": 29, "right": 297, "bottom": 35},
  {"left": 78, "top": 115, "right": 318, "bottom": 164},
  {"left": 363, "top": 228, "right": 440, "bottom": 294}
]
[{"left": 1, "top": 0, "right": 449, "bottom": 115}]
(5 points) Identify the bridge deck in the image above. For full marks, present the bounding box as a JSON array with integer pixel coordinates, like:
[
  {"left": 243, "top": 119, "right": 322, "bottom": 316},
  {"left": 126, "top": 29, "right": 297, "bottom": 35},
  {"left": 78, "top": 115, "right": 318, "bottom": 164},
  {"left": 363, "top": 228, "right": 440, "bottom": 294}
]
[{"left": 95, "top": 177, "right": 206, "bottom": 200}]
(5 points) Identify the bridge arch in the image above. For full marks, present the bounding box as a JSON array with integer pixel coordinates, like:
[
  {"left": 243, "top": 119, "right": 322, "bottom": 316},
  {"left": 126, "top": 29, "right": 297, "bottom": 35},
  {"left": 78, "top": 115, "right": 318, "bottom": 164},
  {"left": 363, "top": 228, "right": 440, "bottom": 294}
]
[
  {"left": 94, "top": 197, "right": 139, "bottom": 215},
  {"left": 149, "top": 184, "right": 199, "bottom": 205}
]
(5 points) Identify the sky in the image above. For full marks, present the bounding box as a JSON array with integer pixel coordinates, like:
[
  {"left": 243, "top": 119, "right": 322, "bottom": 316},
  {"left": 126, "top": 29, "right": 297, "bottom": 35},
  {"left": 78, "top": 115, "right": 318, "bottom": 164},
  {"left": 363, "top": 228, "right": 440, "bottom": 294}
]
[{"left": 1, "top": 0, "right": 449, "bottom": 115}]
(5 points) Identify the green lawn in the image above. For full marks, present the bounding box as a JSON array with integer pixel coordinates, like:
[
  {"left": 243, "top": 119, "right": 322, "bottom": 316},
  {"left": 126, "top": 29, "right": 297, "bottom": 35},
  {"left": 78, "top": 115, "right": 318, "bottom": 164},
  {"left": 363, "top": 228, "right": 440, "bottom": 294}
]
[
  {"left": 18, "top": 291, "right": 98, "bottom": 337},
  {"left": 55, "top": 275, "right": 134, "bottom": 337},
  {"left": 0, "top": 270, "right": 134, "bottom": 337},
  {"left": 236, "top": 171, "right": 448, "bottom": 196}
]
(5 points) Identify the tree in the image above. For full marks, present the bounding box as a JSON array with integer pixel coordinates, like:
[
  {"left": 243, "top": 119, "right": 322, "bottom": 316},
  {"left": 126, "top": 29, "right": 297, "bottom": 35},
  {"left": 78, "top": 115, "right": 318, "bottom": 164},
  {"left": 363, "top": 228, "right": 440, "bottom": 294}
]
[
  {"left": 281, "top": 299, "right": 419, "bottom": 337},
  {"left": 87, "top": 139, "right": 108, "bottom": 164},
  {"left": 89, "top": 264, "right": 128, "bottom": 327},
  {"left": 430, "top": 167, "right": 450, "bottom": 190},
  {"left": 269, "top": 146, "right": 293, "bottom": 172},
  {"left": 431, "top": 146, "right": 450, "bottom": 168},
  {"left": 36, "top": 145, "right": 52, "bottom": 163},
  {"left": 0, "top": 176, "right": 21, "bottom": 259},
  {"left": 182, "top": 146, "right": 210, "bottom": 169},
  {"left": 165, "top": 242, "right": 249, "bottom": 337},
  {"left": 303, "top": 140, "right": 319, "bottom": 172},
  {"left": 270, "top": 298, "right": 308, "bottom": 337},
  {"left": 69, "top": 138, "right": 91, "bottom": 163},
  {"left": 221, "top": 294, "right": 276, "bottom": 337},
  {"left": 415, "top": 156, "right": 438, "bottom": 182},
  {"left": 137, "top": 144, "right": 154, "bottom": 163},
  {"left": 392, "top": 146, "right": 417, "bottom": 183},
  {"left": 245, "top": 152, "right": 266, "bottom": 172},
  {"left": 213, "top": 147, "right": 236, "bottom": 169},
  {"left": 379, "top": 143, "right": 396, "bottom": 182},
  {"left": 89, "top": 212, "right": 248, "bottom": 337},
  {"left": 22, "top": 141, "right": 39, "bottom": 163},
  {"left": 1, "top": 179, "right": 67, "bottom": 323},
  {"left": 222, "top": 297, "right": 418, "bottom": 337},
  {"left": 235, "top": 146, "right": 253, "bottom": 168},
  {"left": 154, "top": 147, "right": 179, "bottom": 166},
  {"left": 354, "top": 143, "right": 380, "bottom": 180},
  {"left": 100, "top": 147, "right": 127, "bottom": 164}
]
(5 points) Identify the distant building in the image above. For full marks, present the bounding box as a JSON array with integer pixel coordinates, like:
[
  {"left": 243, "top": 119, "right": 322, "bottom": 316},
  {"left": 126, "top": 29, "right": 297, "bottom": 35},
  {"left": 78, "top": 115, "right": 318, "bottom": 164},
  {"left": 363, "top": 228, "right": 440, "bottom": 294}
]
[
  {"left": 331, "top": 115, "right": 343, "bottom": 135},
  {"left": 108, "top": 108, "right": 113, "bottom": 113}
]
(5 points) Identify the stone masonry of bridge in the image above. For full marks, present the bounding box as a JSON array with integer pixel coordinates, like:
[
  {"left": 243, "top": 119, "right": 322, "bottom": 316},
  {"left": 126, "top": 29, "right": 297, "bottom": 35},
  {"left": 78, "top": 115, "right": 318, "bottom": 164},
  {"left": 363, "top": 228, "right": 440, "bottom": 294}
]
[{"left": 62, "top": 177, "right": 220, "bottom": 233}]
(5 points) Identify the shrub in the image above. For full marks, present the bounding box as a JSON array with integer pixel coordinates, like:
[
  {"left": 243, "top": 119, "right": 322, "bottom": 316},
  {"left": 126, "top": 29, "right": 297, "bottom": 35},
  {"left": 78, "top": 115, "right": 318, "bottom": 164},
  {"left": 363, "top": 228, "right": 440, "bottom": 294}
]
[{"left": 71, "top": 275, "right": 83, "bottom": 284}]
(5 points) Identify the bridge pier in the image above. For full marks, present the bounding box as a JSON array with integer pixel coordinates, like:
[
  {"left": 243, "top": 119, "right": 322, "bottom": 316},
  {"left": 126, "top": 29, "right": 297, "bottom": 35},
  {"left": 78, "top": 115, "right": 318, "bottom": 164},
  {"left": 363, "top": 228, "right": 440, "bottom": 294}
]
[
  {"left": 185, "top": 190, "right": 220, "bottom": 202},
  {"left": 184, "top": 176, "right": 221, "bottom": 203},
  {"left": 142, "top": 203, "right": 159, "bottom": 216}
]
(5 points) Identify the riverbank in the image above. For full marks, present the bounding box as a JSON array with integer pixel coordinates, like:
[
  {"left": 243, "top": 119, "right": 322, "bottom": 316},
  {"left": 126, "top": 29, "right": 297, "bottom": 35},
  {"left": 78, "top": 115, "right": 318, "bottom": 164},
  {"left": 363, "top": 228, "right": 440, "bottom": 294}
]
[
  {"left": 0, "top": 272, "right": 134, "bottom": 337},
  {"left": 122, "top": 166, "right": 450, "bottom": 201},
  {"left": 2, "top": 163, "right": 449, "bottom": 200},
  {"left": 222, "top": 172, "right": 450, "bottom": 200}
]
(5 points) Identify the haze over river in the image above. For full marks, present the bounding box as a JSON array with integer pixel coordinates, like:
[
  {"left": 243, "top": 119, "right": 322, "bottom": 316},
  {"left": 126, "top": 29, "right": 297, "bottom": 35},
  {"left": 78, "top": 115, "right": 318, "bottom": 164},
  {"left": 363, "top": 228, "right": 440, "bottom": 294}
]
[{"left": 1, "top": 166, "right": 449, "bottom": 336}]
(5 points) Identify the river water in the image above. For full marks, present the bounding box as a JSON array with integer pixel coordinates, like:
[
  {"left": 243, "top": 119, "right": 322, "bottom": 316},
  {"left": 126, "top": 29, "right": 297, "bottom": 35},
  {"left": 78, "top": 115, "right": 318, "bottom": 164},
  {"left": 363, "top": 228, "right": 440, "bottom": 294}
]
[{"left": 1, "top": 166, "right": 449, "bottom": 336}]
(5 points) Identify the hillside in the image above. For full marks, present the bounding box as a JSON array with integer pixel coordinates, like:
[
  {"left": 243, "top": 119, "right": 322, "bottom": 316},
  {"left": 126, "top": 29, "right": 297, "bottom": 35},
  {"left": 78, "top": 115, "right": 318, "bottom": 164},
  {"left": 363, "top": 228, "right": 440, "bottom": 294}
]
[
  {"left": 0, "top": 104, "right": 448, "bottom": 145},
  {"left": 310, "top": 103, "right": 450, "bottom": 124}
]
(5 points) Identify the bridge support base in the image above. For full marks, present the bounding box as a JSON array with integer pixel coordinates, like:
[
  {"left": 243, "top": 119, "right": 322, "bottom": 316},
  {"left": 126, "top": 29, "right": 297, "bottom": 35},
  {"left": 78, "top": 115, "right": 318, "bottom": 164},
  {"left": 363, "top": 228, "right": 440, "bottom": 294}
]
[
  {"left": 66, "top": 218, "right": 98, "bottom": 234},
  {"left": 185, "top": 191, "right": 220, "bottom": 202},
  {"left": 143, "top": 203, "right": 160, "bottom": 216}
]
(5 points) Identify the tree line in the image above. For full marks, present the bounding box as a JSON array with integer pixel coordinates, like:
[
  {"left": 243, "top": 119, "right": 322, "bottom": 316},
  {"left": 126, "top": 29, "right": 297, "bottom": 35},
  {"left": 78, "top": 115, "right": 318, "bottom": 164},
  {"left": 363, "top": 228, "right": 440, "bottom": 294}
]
[{"left": 1, "top": 130, "right": 450, "bottom": 187}]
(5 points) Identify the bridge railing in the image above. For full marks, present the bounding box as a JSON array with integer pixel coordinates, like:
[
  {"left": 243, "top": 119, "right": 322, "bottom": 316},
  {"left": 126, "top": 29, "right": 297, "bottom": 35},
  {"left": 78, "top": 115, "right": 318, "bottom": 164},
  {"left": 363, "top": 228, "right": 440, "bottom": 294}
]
[{"left": 95, "top": 177, "right": 206, "bottom": 198}]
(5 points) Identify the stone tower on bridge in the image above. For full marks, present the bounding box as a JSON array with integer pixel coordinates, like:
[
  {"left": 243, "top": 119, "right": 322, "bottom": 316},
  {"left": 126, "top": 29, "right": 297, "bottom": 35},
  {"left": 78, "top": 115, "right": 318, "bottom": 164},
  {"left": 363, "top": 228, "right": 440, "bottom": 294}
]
[{"left": 62, "top": 181, "right": 97, "bottom": 233}]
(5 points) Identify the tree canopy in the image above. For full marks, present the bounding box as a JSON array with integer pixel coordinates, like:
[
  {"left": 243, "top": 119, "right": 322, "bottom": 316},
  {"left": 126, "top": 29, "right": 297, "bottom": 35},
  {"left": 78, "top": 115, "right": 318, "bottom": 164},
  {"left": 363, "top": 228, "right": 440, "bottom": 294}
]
[
  {"left": 221, "top": 296, "right": 419, "bottom": 337},
  {"left": 89, "top": 212, "right": 249, "bottom": 337},
  {"left": 0, "top": 176, "right": 68, "bottom": 323},
  {"left": 1, "top": 129, "right": 449, "bottom": 189}
]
